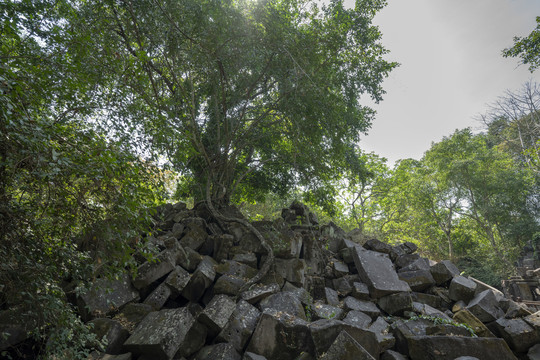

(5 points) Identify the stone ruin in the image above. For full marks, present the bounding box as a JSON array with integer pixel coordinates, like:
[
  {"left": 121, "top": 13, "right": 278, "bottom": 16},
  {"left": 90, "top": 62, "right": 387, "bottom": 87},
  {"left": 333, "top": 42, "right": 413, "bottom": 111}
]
[
  {"left": 2, "top": 201, "right": 540, "bottom": 360},
  {"left": 502, "top": 241, "right": 540, "bottom": 305}
]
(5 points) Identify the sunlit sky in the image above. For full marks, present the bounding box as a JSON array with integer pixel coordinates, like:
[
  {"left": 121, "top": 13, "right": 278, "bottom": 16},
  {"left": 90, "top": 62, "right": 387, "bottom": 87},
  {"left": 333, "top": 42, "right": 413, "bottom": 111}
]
[{"left": 345, "top": 0, "right": 540, "bottom": 166}]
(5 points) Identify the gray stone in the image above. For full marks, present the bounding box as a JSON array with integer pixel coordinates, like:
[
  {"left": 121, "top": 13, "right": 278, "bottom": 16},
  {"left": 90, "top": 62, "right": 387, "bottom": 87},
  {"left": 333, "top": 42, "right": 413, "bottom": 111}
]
[
  {"left": 311, "top": 302, "right": 344, "bottom": 321},
  {"left": 352, "top": 282, "right": 370, "bottom": 300},
  {"left": 453, "top": 309, "right": 495, "bottom": 338},
  {"left": 179, "top": 218, "right": 208, "bottom": 251},
  {"left": 333, "top": 276, "right": 353, "bottom": 296},
  {"left": 325, "top": 287, "right": 340, "bottom": 306},
  {"left": 405, "top": 335, "right": 517, "bottom": 360},
  {"left": 176, "top": 320, "right": 207, "bottom": 358},
  {"left": 412, "top": 302, "right": 451, "bottom": 321},
  {"left": 195, "top": 343, "right": 241, "bottom": 360},
  {"left": 79, "top": 273, "right": 140, "bottom": 320},
  {"left": 448, "top": 276, "right": 477, "bottom": 302},
  {"left": 132, "top": 251, "right": 176, "bottom": 290},
  {"left": 395, "top": 254, "right": 421, "bottom": 269},
  {"left": 243, "top": 353, "right": 267, "bottom": 360},
  {"left": 398, "top": 269, "right": 436, "bottom": 292},
  {"left": 528, "top": 344, "right": 540, "bottom": 360},
  {"left": 143, "top": 283, "right": 171, "bottom": 310},
  {"left": 505, "top": 300, "right": 532, "bottom": 318},
  {"left": 274, "top": 258, "right": 306, "bottom": 286},
  {"left": 425, "top": 323, "right": 471, "bottom": 337},
  {"left": 198, "top": 294, "right": 237, "bottom": 337},
  {"left": 115, "top": 303, "right": 153, "bottom": 330},
  {"left": 381, "top": 350, "right": 408, "bottom": 360},
  {"left": 217, "top": 300, "right": 261, "bottom": 352},
  {"left": 412, "top": 292, "right": 441, "bottom": 310},
  {"left": 164, "top": 266, "right": 190, "bottom": 297},
  {"left": 213, "top": 234, "right": 234, "bottom": 262},
  {"left": 343, "top": 297, "right": 380, "bottom": 319},
  {"left": 246, "top": 309, "right": 315, "bottom": 360},
  {"left": 343, "top": 310, "right": 372, "bottom": 328},
  {"left": 352, "top": 247, "right": 411, "bottom": 298},
  {"left": 260, "top": 291, "right": 307, "bottom": 320},
  {"left": 466, "top": 289, "right": 504, "bottom": 323},
  {"left": 214, "top": 274, "right": 246, "bottom": 296},
  {"left": 332, "top": 259, "right": 350, "bottom": 277},
  {"left": 524, "top": 310, "right": 540, "bottom": 330},
  {"left": 232, "top": 253, "right": 258, "bottom": 268},
  {"left": 430, "top": 260, "right": 460, "bottom": 285},
  {"left": 88, "top": 318, "right": 129, "bottom": 355},
  {"left": 391, "top": 318, "right": 432, "bottom": 354},
  {"left": 319, "top": 331, "right": 375, "bottom": 360},
  {"left": 123, "top": 308, "right": 195, "bottom": 360},
  {"left": 215, "top": 260, "right": 258, "bottom": 279},
  {"left": 369, "top": 316, "right": 390, "bottom": 334},
  {"left": 241, "top": 283, "right": 280, "bottom": 304},
  {"left": 182, "top": 247, "right": 203, "bottom": 271},
  {"left": 489, "top": 317, "right": 540, "bottom": 353},
  {"left": 398, "top": 258, "right": 431, "bottom": 273},
  {"left": 182, "top": 256, "right": 217, "bottom": 302},
  {"left": 88, "top": 353, "right": 133, "bottom": 360},
  {"left": 364, "top": 238, "right": 393, "bottom": 254},
  {"left": 378, "top": 292, "right": 414, "bottom": 316}
]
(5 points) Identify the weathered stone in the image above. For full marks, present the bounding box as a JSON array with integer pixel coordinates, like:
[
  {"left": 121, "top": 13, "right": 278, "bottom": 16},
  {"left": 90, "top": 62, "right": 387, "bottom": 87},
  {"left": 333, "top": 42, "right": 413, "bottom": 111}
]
[
  {"left": 488, "top": 317, "right": 540, "bottom": 353},
  {"left": 302, "top": 233, "right": 327, "bottom": 275},
  {"left": 321, "top": 222, "right": 348, "bottom": 253},
  {"left": 88, "top": 352, "right": 133, "bottom": 360},
  {"left": 412, "top": 302, "right": 451, "bottom": 321},
  {"left": 369, "top": 316, "right": 390, "bottom": 333},
  {"left": 182, "top": 256, "right": 217, "bottom": 302},
  {"left": 343, "top": 310, "right": 372, "bottom": 328},
  {"left": 311, "top": 302, "right": 344, "bottom": 321},
  {"left": 425, "top": 323, "right": 471, "bottom": 337},
  {"left": 115, "top": 303, "right": 154, "bottom": 330},
  {"left": 398, "top": 269, "right": 435, "bottom": 292},
  {"left": 452, "top": 300, "right": 467, "bottom": 313},
  {"left": 398, "top": 258, "right": 431, "bottom": 273},
  {"left": 365, "top": 238, "right": 393, "bottom": 255},
  {"left": 217, "top": 300, "right": 261, "bottom": 352},
  {"left": 319, "top": 331, "right": 375, "bottom": 360},
  {"left": 524, "top": 310, "right": 540, "bottom": 330},
  {"left": 243, "top": 352, "right": 267, "bottom": 360},
  {"left": 283, "top": 283, "right": 313, "bottom": 306},
  {"left": 213, "top": 234, "right": 234, "bottom": 262},
  {"left": 448, "top": 276, "right": 477, "bottom": 302},
  {"left": 246, "top": 309, "right": 315, "bottom": 360},
  {"left": 79, "top": 273, "right": 140, "bottom": 320},
  {"left": 430, "top": 287, "right": 453, "bottom": 309},
  {"left": 453, "top": 309, "right": 495, "bottom": 338},
  {"left": 352, "top": 247, "right": 411, "bottom": 298},
  {"left": 343, "top": 297, "right": 380, "bottom": 319},
  {"left": 331, "top": 259, "right": 350, "bottom": 277},
  {"left": 164, "top": 266, "right": 190, "bottom": 297},
  {"left": 412, "top": 292, "right": 441, "bottom": 310},
  {"left": 198, "top": 294, "right": 237, "bottom": 338},
  {"left": 333, "top": 277, "right": 353, "bottom": 296},
  {"left": 88, "top": 318, "right": 129, "bottom": 355},
  {"left": 123, "top": 308, "right": 195, "bottom": 360},
  {"left": 179, "top": 218, "right": 208, "bottom": 251},
  {"left": 176, "top": 320, "right": 207, "bottom": 358},
  {"left": 505, "top": 300, "right": 532, "bottom": 318},
  {"left": 395, "top": 254, "right": 421, "bottom": 269},
  {"left": 308, "top": 319, "right": 380, "bottom": 358},
  {"left": 132, "top": 251, "right": 176, "bottom": 290},
  {"left": 466, "top": 289, "right": 504, "bottom": 323},
  {"left": 181, "top": 247, "right": 203, "bottom": 271},
  {"left": 260, "top": 291, "right": 307, "bottom": 320},
  {"left": 214, "top": 274, "right": 246, "bottom": 296},
  {"left": 381, "top": 349, "right": 408, "bottom": 360},
  {"left": 378, "top": 292, "right": 414, "bottom": 316},
  {"left": 391, "top": 318, "right": 432, "bottom": 354},
  {"left": 195, "top": 343, "right": 241, "bottom": 360},
  {"left": 215, "top": 260, "right": 258, "bottom": 279},
  {"left": 430, "top": 260, "right": 460, "bottom": 285},
  {"left": 232, "top": 253, "right": 258, "bottom": 268},
  {"left": 241, "top": 283, "right": 280, "bottom": 304},
  {"left": 143, "top": 283, "right": 171, "bottom": 311},
  {"left": 405, "top": 335, "right": 517, "bottom": 360},
  {"left": 324, "top": 287, "right": 340, "bottom": 306},
  {"left": 347, "top": 228, "right": 368, "bottom": 246},
  {"left": 274, "top": 258, "right": 306, "bottom": 286},
  {"left": 528, "top": 344, "right": 540, "bottom": 360},
  {"left": 352, "top": 282, "right": 370, "bottom": 301}
]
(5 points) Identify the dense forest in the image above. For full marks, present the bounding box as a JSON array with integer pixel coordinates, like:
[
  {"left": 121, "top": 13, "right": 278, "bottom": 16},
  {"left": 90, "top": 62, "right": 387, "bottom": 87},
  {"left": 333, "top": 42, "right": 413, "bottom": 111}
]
[{"left": 1, "top": 0, "right": 539, "bottom": 358}]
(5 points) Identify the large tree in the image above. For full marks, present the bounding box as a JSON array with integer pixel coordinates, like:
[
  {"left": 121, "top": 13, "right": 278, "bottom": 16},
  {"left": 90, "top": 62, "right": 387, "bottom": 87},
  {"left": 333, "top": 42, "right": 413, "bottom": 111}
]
[{"left": 69, "top": 0, "right": 396, "bottom": 205}]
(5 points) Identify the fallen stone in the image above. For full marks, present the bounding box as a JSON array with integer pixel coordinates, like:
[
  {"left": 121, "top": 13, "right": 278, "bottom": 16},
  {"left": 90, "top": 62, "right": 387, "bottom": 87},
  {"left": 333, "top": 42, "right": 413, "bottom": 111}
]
[
  {"left": 395, "top": 254, "right": 421, "bottom": 269},
  {"left": 488, "top": 317, "right": 540, "bottom": 353},
  {"left": 195, "top": 343, "right": 241, "bottom": 360},
  {"left": 243, "top": 352, "right": 267, "bottom": 360},
  {"left": 259, "top": 291, "right": 307, "bottom": 320},
  {"left": 412, "top": 303, "right": 451, "bottom": 321},
  {"left": 232, "top": 253, "right": 258, "bottom": 269},
  {"left": 352, "top": 247, "right": 411, "bottom": 298},
  {"left": 88, "top": 318, "right": 129, "bottom": 355},
  {"left": 391, "top": 318, "right": 433, "bottom": 355},
  {"left": 377, "top": 292, "right": 414, "bottom": 316},
  {"left": 343, "top": 297, "right": 380, "bottom": 319},
  {"left": 198, "top": 294, "right": 237, "bottom": 337},
  {"left": 319, "top": 330, "right": 375, "bottom": 360},
  {"left": 332, "top": 277, "right": 353, "bottom": 296},
  {"left": 88, "top": 352, "right": 133, "bottom": 360},
  {"left": 212, "top": 234, "right": 234, "bottom": 263},
  {"left": 176, "top": 320, "right": 207, "bottom": 358},
  {"left": 311, "top": 302, "right": 344, "bottom": 321},
  {"left": 528, "top": 344, "right": 540, "bottom": 360},
  {"left": 182, "top": 256, "right": 216, "bottom": 302},
  {"left": 215, "top": 260, "right": 258, "bottom": 279},
  {"left": 453, "top": 309, "right": 495, "bottom": 338},
  {"left": 524, "top": 310, "right": 540, "bottom": 330},
  {"left": 406, "top": 335, "right": 517, "bottom": 360},
  {"left": 274, "top": 258, "right": 306, "bottom": 286},
  {"left": 430, "top": 260, "right": 460, "bottom": 285},
  {"left": 448, "top": 276, "right": 477, "bottom": 302},
  {"left": 398, "top": 269, "right": 435, "bottom": 292},
  {"left": 123, "top": 308, "right": 195, "bottom": 360},
  {"left": 114, "top": 303, "right": 154, "bottom": 331},
  {"left": 425, "top": 323, "right": 471, "bottom": 337},
  {"left": 364, "top": 238, "right": 393, "bottom": 255},
  {"left": 142, "top": 283, "right": 171, "bottom": 311},
  {"left": 466, "top": 289, "right": 504, "bottom": 323},
  {"left": 343, "top": 310, "right": 372, "bottom": 328},
  {"left": 352, "top": 282, "right": 370, "bottom": 301},
  {"left": 164, "top": 266, "right": 191, "bottom": 297},
  {"left": 213, "top": 274, "right": 246, "bottom": 296},
  {"left": 381, "top": 349, "right": 408, "bottom": 360},
  {"left": 505, "top": 301, "right": 532, "bottom": 318},
  {"left": 179, "top": 218, "right": 208, "bottom": 251},
  {"left": 217, "top": 300, "right": 261, "bottom": 352},
  {"left": 241, "top": 283, "right": 280, "bottom": 304},
  {"left": 79, "top": 273, "right": 140, "bottom": 320},
  {"left": 324, "top": 287, "right": 340, "bottom": 306},
  {"left": 246, "top": 309, "right": 315, "bottom": 360},
  {"left": 412, "top": 292, "right": 441, "bottom": 310},
  {"left": 132, "top": 251, "right": 176, "bottom": 290},
  {"left": 398, "top": 258, "right": 431, "bottom": 273}
]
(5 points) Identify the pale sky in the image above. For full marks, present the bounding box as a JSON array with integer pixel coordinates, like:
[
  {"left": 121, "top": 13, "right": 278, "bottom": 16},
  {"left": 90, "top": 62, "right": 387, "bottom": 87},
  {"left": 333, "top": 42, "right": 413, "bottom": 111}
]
[{"left": 348, "top": 0, "right": 540, "bottom": 166}]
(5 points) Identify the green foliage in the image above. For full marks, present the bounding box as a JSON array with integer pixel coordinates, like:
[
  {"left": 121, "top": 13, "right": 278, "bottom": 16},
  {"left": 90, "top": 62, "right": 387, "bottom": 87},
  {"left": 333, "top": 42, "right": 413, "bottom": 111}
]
[
  {"left": 457, "top": 257, "right": 504, "bottom": 289},
  {"left": 503, "top": 16, "right": 540, "bottom": 72},
  {"left": 407, "top": 315, "right": 477, "bottom": 338}
]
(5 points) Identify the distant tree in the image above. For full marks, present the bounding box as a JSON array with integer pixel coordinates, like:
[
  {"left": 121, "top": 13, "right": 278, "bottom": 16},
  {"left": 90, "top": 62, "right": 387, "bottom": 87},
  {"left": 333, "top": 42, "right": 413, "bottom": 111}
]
[{"left": 503, "top": 16, "right": 540, "bottom": 72}]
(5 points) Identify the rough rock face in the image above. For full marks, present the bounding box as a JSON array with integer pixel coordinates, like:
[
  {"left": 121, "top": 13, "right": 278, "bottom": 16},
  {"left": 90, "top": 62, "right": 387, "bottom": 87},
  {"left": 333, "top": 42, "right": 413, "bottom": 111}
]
[{"left": 3, "top": 201, "right": 539, "bottom": 360}]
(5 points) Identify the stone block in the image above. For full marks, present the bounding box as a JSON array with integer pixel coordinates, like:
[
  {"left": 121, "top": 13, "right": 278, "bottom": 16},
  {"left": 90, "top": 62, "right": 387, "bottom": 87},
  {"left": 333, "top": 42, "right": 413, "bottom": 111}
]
[
  {"left": 395, "top": 254, "right": 421, "bottom": 269},
  {"left": 243, "top": 353, "right": 267, "bottom": 360},
  {"left": 352, "top": 282, "right": 370, "bottom": 300},
  {"left": 412, "top": 302, "right": 451, "bottom": 321},
  {"left": 246, "top": 309, "right": 315, "bottom": 360},
  {"left": 528, "top": 344, "right": 540, "bottom": 360},
  {"left": 333, "top": 277, "right": 353, "bottom": 296},
  {"left": 398, "top": 269, "right": 435, "bottom": 292},
  {"left": 524, "top": 310, "right": 540, "bottom": 330},
  {"left": 352, "top": 247, "right": 411, "bottom": 298},
  {"left": 240, "top": 283, "right": 280, "bottom": 304},
  {"left": 489, "top": 317, "right": 540, "bottom": 353},
  {"left": 181, "top": 256, "right": 216, "bottom": 302},
  {"left": 311, "top": 302, "right": 344, "bottom": 321},
  {"left": 88, "top": 318, "right": 129, "bottom": 355},
  {"left": 176, "top": 320, "right": 207, "bottom": 358},
  {"left": 232, "top": 252, "right": 258, "bottom": 268},
  {"left": 325, "top": 287, "right": 340, "bottom": 306},
  {"left": 364, "top": 238, "right": 393, "bottom": 255},
  {"left": 260, "top": 292, "right": 306, "bottom": 320},
  {"left": 343, "top": 297, "right": 380, "bottom": 319},
  {"left": 115, "top": 303, "right": 153, "bottom": 331},
  {"left": 378, "top": 292, "right": 414, "bottom": 316},
  {"left": 132, "top": 251, "right": 176, "bottom": 290},
  {"left": 466, "top": 289, "right": 504, "bottom": 323},
  {"left": 381, "top": 349, "right": 408, "bottom": 360},
  {"left": 198, "top": 294, "right": 237, "bottom": 337},
  {"left": 412, "top": 292, "right": 442, "bottom": 310},
  {"left": 123, "top": 308, "right": 195, "bottom": 360},
  {"left": 448, "top": 276, "right": 477, "bottom": 302},
  {"left": 142, "top": 283, "right": 171, "bottom": 311},
  {"left": 430, "top": 260, "right": 460, "bottom": 285},
  {"left": 195, "top": 343, "right": 241, "bottom": 360},
  {"left": 274, "top": 258, "right": 306, "bottom": 287},
  {"left": 319, "top": 331, "right": 375, "bottom": 360},
  {"left": 213, "top": 274, "right": 246, "bottom": 296},
  {"left": 79, "top": 273, "right": 140, "bottom": 320},
  {"left": 343, "top": 310, "right": 372, "bottom": 328},
  {"left": 217, "top": 300, "right": 261, "bottom": 352},
  {"left": 215, "top": 260, "right": 258, "bottom": 279},
  {"left": 398, "top": 257, "right": 431, "bottom": 273},
  {"left": 164, "top": 266, "right": 191, "bottom": 297},
  {"left": 453, "top": 309, "right": 495, "bottom": 338}
]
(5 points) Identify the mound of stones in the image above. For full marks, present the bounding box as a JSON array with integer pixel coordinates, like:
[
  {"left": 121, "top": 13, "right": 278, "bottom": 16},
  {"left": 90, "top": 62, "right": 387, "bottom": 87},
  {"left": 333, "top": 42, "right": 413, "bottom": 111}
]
[{"left": 11, "top": 201, "right": 540, "bottom": 360}]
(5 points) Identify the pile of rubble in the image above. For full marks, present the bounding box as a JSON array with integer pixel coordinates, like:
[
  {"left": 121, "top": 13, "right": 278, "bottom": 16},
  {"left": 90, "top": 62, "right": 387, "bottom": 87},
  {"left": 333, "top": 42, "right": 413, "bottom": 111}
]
[
  {"left": 6, "top": 201, "right": 540, "bottom": 359},
  {"left": 502, "top": 241, "right": 540, "bottom": 306}
]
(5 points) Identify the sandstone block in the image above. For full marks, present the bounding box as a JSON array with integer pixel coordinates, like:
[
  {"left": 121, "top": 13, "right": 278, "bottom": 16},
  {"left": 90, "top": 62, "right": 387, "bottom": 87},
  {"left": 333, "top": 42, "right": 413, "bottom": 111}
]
[
  {"left": 319, "top": 331, "right": 375, "bottom": 360},
  {"left": 448, "top": 276, "right": 477, "bottom": 302},
  {"left": 198, "top": 294, "right": 237, "bottom": 337},
  {"left": 217, "top": 300, "right": 261, "bottom": 352},
  {"left": 466, "top": 289, "right": 504, "bottom": 323}
]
